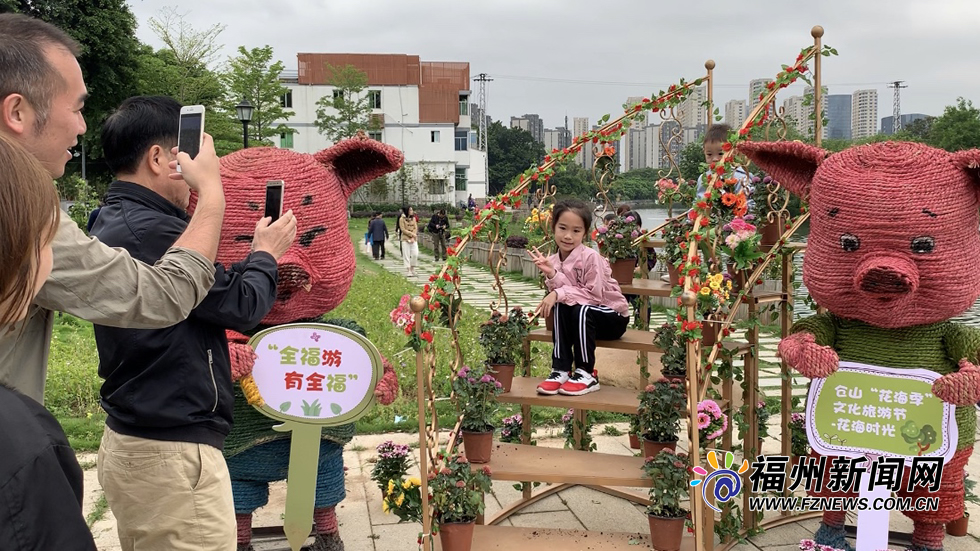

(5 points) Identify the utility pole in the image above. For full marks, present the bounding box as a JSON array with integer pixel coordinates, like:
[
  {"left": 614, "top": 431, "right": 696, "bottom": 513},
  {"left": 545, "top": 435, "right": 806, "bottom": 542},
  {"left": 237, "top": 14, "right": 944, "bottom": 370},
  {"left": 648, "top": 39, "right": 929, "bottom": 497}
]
[
  {"left": 887, "top": 80, "right": 907, "bottom": 133},
  {"left": 473, "top": 72, "right": 492, "bottom": 194}
]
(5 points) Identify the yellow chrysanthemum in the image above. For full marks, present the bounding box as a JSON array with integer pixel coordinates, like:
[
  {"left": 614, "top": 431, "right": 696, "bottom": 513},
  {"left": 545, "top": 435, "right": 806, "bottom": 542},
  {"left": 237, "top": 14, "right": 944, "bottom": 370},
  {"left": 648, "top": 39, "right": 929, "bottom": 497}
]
[
  {"left": 726, "top": 280, "right": 732, "bottom": 289},
  {"left": 396, "top": 494, "right": 405, "bottom": 507},
  {"left": 709, "top": 273, "right": 724, "bottom": 286},
  {"left": 382, "top": 500, "right": 391, "bottom": 513},
  {"left": 709, "top": 280, "right": 720, "bottom": 291},
  {"left": 387, "top": 479, "right": 396, "bottom": 493},
  {"left": 699, "top": 287, "right": 711, "bottom": 296},
  {"left": 406, "top": 476, "right": 422, "bottom": 488}
]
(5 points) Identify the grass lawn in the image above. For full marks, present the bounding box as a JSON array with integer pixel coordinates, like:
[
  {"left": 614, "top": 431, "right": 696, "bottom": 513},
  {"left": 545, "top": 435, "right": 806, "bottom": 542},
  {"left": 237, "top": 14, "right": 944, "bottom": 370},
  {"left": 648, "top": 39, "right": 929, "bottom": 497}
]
[{"left": 49, "top": 217, "right": 613, "bottom": 451}]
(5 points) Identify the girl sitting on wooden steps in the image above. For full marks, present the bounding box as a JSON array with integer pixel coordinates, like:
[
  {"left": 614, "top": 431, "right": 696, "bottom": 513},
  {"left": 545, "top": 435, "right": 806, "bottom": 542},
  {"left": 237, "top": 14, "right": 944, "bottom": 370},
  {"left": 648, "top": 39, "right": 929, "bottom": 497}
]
[{"left": 530, "top": 199, "right": 630, "bottom": 396}]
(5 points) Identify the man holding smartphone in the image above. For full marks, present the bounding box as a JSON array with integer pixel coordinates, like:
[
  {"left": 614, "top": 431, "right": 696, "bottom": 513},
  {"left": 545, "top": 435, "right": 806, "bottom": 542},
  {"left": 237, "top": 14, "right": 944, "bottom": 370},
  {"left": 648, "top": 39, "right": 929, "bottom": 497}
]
[
  {"left": 92, "top": 96, "right": 297, "bottom": 550},
  {"left": 0, "top": 14, "right": 226, "bottom": 405}
]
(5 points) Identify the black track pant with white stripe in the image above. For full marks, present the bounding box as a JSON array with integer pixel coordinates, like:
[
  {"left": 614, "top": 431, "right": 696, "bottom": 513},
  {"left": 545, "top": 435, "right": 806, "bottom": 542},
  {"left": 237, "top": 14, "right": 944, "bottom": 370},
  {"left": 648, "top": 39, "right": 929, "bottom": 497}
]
[{"left": 551, "top": 303, "right": 629, "bottom": 375}]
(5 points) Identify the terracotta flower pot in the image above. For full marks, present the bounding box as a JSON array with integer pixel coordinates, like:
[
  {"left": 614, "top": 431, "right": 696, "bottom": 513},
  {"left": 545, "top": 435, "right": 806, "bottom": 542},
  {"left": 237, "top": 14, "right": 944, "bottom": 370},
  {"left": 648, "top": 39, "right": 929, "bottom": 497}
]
[
  {"left": 629, "top": 433, "right": 641, "bottom": 449},
  {"left": 648, "top": 513, "right": 686, "bottom": 551},
  {"left": 461, "top": 429, "right": 494, "bottom": 463},
  {"left": 668, "top": 263, "right": 682, "bottom": 287},
  {"left": 663, "top": 374, "right": 686, "bottom": 384},
  {"left": 610, "top": 257, "right": 637, "bottom": 285},
  {"left": 641, "top": 437, "right": 676, "bottom": 458},
  {"left": 701, "top": 320, "right": 718, "bottom": 349},
  {"left": 438, "top": 520, "right": 475, "bottom": 551},
  {"left": 947, "top": 511, "right": 970, "bottom": 536},
  {"left": 760, "top": 216, "right": 785, "bottom": 247},
  {"left": 488, "top": 363, "right": 515, "bottom": 392}
]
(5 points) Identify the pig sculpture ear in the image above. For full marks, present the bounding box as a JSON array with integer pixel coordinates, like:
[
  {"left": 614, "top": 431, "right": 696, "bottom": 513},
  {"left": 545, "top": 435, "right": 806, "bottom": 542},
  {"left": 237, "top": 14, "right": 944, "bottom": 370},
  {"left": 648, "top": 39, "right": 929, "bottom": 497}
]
[
  {"left": 314, "top": 136, "right": 405, "bottom": 200},
  {"left": 950, "top": 149, "right": 980, "bottom": 201},
  {"left": 737, "top": 141, "right": 829, "bottom": 201}
]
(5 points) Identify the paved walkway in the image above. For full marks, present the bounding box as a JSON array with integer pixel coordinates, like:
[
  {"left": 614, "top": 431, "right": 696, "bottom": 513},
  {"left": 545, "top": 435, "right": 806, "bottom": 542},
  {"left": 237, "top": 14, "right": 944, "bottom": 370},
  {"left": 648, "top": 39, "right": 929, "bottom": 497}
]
[{"left": 81, "top": 419, "right": 980, "bottom": 550}]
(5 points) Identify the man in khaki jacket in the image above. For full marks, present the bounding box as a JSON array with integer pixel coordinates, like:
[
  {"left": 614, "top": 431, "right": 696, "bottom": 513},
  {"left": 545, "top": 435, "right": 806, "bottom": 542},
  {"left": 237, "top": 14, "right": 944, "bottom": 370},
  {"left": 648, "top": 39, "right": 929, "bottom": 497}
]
[{"left": 0, "top": 14, "right": 224, "bottom": 403}]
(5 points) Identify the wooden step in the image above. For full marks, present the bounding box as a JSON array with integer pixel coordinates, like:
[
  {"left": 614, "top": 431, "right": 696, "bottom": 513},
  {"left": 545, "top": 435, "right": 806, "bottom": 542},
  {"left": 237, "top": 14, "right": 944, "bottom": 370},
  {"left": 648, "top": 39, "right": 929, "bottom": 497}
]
[
  {"left": 498, "top": 377, "right": 730, "bottom": 415},
  {"left": 498, "top": 377, "right": 643, "bottom": 414},
  {"left": 748, "top": 290, "right": 788, "bottom": 304},
  {"left": 619, "top": 278, "right": 673, "bottom": 297},
  {"left": 526, "top": 328, "right": 754, "bottom": 355},
  {"left": 433, "top": 525, "right": 689, "bottom": 551},
  {"left": 474, "top": 443, "right": 651, "bottom": 487},
  {"left": 526, "top": 328, "right": 664, "bottom": 353}
]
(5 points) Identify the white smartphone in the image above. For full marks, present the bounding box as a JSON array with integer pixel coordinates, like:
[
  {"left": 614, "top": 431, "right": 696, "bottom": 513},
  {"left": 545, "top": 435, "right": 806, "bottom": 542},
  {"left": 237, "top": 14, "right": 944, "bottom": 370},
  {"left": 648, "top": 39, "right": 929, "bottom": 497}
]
[
  {"left": 265, "top": 180, "right": 285, "bottom": 222},
  {"left": 176, "top": 105, "right": 206, "bottom": 172}
]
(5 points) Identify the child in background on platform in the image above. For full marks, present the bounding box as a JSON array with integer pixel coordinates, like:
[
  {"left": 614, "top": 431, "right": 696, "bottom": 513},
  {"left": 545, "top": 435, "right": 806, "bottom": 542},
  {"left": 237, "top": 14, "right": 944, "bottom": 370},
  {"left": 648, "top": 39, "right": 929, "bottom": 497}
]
[
  {"left": 529, "top": 199, "right": 630, "bottom": 396},
  {"left": 696, "top": 123, "right": 752, "bottom": 203}
]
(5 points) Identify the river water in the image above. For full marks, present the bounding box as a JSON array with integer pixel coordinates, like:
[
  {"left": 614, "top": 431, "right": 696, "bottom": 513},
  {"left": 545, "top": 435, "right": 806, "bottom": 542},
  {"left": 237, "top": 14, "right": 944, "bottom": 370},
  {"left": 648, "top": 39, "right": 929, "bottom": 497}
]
[{"left": 632, "top": 208, "right": 980, "bottom": 327}]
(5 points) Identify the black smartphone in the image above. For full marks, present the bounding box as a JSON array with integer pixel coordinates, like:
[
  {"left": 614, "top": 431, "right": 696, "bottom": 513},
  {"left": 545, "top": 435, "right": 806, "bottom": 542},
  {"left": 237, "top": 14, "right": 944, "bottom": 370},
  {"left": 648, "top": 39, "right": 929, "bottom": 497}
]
[{"left": 265, "top": 180, "right": 284, "bottom": 222}]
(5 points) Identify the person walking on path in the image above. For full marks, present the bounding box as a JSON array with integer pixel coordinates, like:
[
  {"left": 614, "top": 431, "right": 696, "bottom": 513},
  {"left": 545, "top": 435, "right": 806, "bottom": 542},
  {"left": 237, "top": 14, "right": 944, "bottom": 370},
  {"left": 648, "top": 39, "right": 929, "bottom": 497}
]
[
  {"left": 399, "top": 206, "right": 419, "bottom": 276},
  {"left": 368, "top": 211, "right": 389, "bottom": 260},
  {"left": 427, "top": 208, "right": 450, "bottom": 261}
]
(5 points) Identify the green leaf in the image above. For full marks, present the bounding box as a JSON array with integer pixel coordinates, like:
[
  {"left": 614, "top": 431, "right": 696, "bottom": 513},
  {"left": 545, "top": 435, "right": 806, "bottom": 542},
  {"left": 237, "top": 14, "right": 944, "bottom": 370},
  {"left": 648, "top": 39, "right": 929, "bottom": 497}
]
[
  {"left": 330, "top": 402, "right": 343, "bottom": 415},
  {"left": 279, "top": 401, "right": 291, "bottom": 413}
]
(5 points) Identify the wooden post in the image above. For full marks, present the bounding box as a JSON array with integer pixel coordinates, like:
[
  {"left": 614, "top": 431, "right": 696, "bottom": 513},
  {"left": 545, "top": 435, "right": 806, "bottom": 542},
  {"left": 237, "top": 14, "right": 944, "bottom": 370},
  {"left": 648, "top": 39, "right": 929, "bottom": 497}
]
[
  {"left": 705, "top": 60, "right": 716, "bottom": 130},
  {"left": 812, "top": 26, "right": 824, "bottom": 149},
  {"left": 411, "top": 298, "right": 433, "bottom": 549},
  {"left": 681, "top": 290, "right": 706, "bottom": 551}
]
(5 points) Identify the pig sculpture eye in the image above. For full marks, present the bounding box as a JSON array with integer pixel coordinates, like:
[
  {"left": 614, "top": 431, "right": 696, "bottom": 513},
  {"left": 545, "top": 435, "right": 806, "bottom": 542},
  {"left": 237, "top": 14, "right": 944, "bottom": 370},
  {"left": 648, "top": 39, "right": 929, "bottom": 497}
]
[
  {"left": 910, "top": 236, "right": 935, "bottom": 254},
  {"left": 840, "top": 233, "right": 860, "bottom": 252}
]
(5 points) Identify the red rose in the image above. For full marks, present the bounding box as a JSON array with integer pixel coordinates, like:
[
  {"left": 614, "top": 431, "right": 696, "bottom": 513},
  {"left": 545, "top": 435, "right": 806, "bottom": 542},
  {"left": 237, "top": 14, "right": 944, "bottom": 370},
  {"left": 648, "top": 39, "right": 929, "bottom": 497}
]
[{"left": 421, "top": 331, "right": 433, "bottom": 343}]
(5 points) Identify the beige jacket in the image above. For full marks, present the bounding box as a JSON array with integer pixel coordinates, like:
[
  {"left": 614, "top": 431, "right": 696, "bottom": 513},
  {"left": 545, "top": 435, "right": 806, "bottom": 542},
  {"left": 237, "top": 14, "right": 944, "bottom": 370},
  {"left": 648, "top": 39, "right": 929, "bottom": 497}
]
[
  {"left": 0, "top": 213, "right": 216, "bottom": 402},
  {"left": 399, "top": 215, "right": 418, "bottom": 242}
]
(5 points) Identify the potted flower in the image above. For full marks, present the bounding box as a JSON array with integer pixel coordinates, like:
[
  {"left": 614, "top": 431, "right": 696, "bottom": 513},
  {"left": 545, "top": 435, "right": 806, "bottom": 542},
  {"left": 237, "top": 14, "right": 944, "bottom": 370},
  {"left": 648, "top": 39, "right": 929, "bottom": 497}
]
[
  {"left": 628, "top": 414, "right": 641, "bottom": 449},
  {"left": 653, "top": 323, "right": 687, "bottom": 381},
  {"left": 696, "top": 399, "right": 728, "bottom": 448},
  {"left": 370, "top": 441, "right": 411, "bottom": 501},
  {"left": 596, "top": 214, "right": 641, "bottom": 285},
  {"left": 430, "top": 451, "right": 493, "bottom": 551},
  {"left": 694, "top": 273, "right": 732, "bottom": 348},
  {"left": 720, "top": 216, "right": 765, "bottom": 272},
  {"left": 477, "top": 307, "right": 530, "bottom": 391},
  {"left": 381, "top": 475, "right": 423, "bottom": 523},
  {"left": 452, "top": 365, "right": 503, "bottom": 463},
  {"left": 643, "top": 449, "right": 690, "bottom": 551},
  {"left": 790, "top": 412, "right": 810, "bottom": 464},
  {"left": 659, "top": 217, "right": 688, "bottom": 286},
  {"left": 636, "top": 378, "right": 686, "bottom": 457},
  {"left": 499, "top": 413, "right": 527, "bottom": 444}
]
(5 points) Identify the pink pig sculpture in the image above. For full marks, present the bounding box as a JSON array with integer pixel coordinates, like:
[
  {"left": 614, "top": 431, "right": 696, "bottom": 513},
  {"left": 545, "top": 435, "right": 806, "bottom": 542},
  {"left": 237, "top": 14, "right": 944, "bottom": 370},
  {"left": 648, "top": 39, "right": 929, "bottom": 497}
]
[
  {"left": 741, "top": 141, "right": 980, "bottom": 551},
  {"left": 195, "top": 135, "right": 404, "bottom": 551}
]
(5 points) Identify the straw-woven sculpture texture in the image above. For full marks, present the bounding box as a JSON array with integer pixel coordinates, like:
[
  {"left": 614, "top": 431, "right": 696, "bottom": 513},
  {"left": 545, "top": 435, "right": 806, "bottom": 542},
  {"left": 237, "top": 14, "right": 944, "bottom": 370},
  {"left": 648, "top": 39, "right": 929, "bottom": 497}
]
[
  {"left": 741, "top": 141, "right": 980, "bottom": 551},
  {"left": 202, "top": 135, "right": 404, "bottom": 551}
]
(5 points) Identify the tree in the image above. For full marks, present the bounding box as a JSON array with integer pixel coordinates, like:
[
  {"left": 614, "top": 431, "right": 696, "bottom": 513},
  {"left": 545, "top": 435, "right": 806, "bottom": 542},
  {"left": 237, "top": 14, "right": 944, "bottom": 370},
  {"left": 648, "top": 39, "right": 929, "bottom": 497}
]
[
  {"left": 487, "top": 121, "right": 545, "bottom": 195},
  {"left": 134, "top": 12, "right": 242, "bottom": 155},
  {"left": 901, "top": 116, "right": 934, "bottom": 141},
  {"left": 677, "top": 141, "right": 705, "bottom": 182},
  {"left": 612, "top": 168, "right": 659, "bottom": 201},
  {"left": 548, "top": 163, "right": 593, "bottom": 201},
  {"left": 314, "top": 64, "right": 377, "bottom": 143},
  {"left": 221, "top": 45, "right": 294, "bottom": 146},
  {"left": 927, "top": 98, "right": 980, "bottom": 152}
]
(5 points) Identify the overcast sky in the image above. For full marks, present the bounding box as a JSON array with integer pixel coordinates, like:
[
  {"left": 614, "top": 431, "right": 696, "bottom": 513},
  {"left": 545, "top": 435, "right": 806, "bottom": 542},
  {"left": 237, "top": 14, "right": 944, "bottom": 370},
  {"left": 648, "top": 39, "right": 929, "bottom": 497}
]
[{"left": 127, "top": 0, "right": 980, "bottom": 130}]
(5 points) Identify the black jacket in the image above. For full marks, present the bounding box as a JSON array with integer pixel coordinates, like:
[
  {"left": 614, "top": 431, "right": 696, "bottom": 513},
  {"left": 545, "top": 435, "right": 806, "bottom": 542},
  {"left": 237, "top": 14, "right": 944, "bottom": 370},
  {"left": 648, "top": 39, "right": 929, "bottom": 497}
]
[
  {"left": 91, "top": 182, "right": 278, "bottom": 449},
  {"left": 427, "top": 214, "right": 449, "bottom": 235},
  {"left": 0, "top": 386, "right": 96, "bottom": 550}
]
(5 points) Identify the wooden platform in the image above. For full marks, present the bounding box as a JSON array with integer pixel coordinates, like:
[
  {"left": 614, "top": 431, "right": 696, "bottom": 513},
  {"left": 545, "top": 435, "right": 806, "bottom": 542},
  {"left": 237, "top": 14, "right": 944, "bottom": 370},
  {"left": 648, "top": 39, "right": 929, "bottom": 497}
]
[
  {"left": 470, "top": 443, "right": 652, "bottom": 487},
  {"left": 619, "top": 278, "right": 674, "bottom": 297},
  {"left": 432, "top": 525, "right": 691, "bottom": 551},
  {"left": 526, "top": 328, "right": 753, "bottom": 355},
  {"left": 526, "top": 328, "right": 664, "bottom": 353},
  {"left": 498, "top": 377, "right": 642, "bottom": 414}
]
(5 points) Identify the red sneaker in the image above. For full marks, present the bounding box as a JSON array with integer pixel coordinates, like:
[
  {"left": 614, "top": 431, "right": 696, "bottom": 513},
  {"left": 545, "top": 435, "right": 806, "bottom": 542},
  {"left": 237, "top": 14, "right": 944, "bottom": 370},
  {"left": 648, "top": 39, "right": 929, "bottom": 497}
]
[
  {"left": 558, "top": 369, "right": 600, "bottom": 396},
  {"left": 536, "top": 371, "right": 570, "bottom": 395}
]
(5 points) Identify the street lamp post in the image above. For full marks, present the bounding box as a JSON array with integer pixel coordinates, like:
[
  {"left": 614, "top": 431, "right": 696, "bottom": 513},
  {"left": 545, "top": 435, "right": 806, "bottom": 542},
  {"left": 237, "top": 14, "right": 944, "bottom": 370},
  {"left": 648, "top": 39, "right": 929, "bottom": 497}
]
[{"left": 235, "top": 98, "right": 254, "bottom": 148}]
